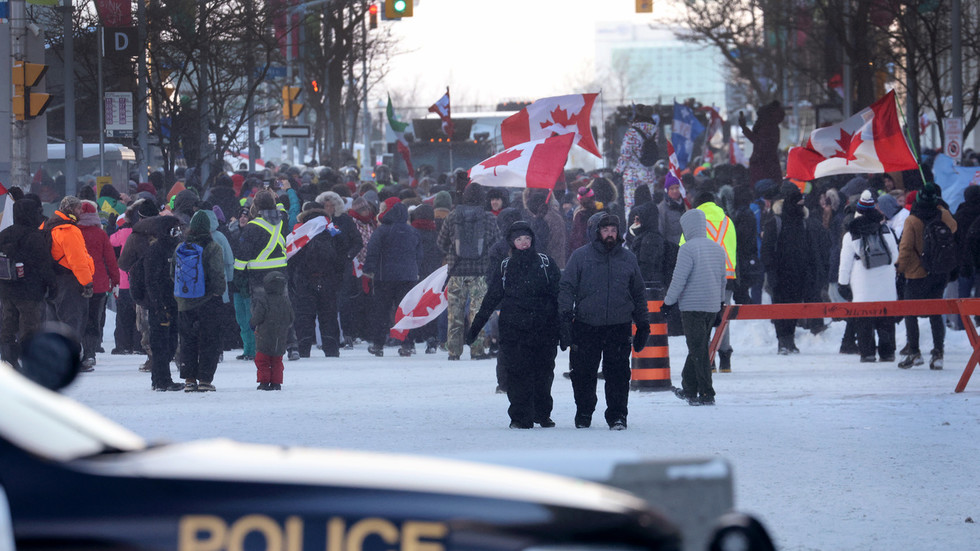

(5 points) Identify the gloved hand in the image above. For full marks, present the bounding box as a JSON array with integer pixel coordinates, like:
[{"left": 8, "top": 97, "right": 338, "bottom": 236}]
[
  {"left": 660, "top": 302, "right": 675, "bottom": 318},
  {"left": 81, "top": 282, "right": 94, "bottom": 298},
  {"left": 838, "top": 284, "right": 853, "bottom": 302},
  {"left": 713, "top": 303, "right": 726, "bottom": 327},
  {"left": 633, "top": 322, "right": 650, "bottom": 353},
  {"left": 559, "top": 317, "right": 573, "bottom": 351}
]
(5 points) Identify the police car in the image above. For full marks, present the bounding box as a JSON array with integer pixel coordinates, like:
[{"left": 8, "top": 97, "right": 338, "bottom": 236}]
[{"left": 0, "top": 332, "right": 773, "bottom": 551}]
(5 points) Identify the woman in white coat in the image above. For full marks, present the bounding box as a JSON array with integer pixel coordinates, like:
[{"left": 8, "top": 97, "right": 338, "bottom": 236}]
[{"left": 838, "top": 191, "right": 900, "bottom": 363}]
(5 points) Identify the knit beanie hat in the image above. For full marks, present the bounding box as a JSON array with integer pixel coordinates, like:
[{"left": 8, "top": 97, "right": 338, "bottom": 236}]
[
  {"left": 188, "top": 210, "right": 212, "bottom": 239},
  {"left": 856, "top": 190, "right": 877, "bottom": 214},
  {"left": 80, "top": 200, "right": 99, "bottom": 214},
  {"left": 433, "top": 190, "right": 453, "bottom": 210},
  {"left": 916, "top": 183, "right": 939, "bottom": 208}
]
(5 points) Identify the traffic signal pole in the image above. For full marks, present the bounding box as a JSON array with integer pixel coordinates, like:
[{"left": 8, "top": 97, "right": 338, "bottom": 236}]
[
  {"left": 10, "top": 0, "right": 29, "bottom": 190},
  {"left": 64, "top": 0, "right": 78, "bottom": 196}
]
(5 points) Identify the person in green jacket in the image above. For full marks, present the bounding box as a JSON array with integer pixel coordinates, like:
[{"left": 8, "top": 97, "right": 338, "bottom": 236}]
[{"left": 173, "top": 210, "right": 227, "bottom": 392}]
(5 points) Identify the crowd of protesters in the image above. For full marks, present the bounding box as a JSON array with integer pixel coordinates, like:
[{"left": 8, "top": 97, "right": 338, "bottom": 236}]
[{"left": 1, "top": 120, "right": 978, "bottom": 427}]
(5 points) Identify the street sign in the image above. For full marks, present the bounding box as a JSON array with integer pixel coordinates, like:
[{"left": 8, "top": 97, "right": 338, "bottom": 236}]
[
  {"left": 105, "top": 91, "right": 133, "bottom": 134},
  {"left": 270, "top": 125, "right": 311, "bottom": 138},
  {"left": 945, "top": 117, "right": 962, "bottom": 164}
]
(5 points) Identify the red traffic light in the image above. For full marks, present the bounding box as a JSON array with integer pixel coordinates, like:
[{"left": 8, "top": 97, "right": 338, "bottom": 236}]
[
  {"left": 311, "top": 80, "right": 319, "bottom": 93},
  {"left": 369, "top": 3, "right": 378, "bottom": 15}
]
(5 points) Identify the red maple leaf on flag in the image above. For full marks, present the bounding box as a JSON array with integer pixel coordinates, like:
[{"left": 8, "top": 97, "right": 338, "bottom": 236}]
[
  {"left": 480, "top": 148, "right": 524, "bottom": 175},
  {"left": 540, "top": 106, "right": 582, "bottom": 130},
  {"left": 830, "top": 128, "right": 863, "bottom": 163}
]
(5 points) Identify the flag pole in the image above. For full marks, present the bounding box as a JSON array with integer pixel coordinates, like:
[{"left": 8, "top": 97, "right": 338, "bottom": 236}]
[
  {"left": 598, "top": 89, "right": 605, "bottom": 169},
  {"left": 448, "top": 87, "right": 454, "bottom": 172},
  {"left": 894, "top": 91, "right": 929, "bottom": 185}
]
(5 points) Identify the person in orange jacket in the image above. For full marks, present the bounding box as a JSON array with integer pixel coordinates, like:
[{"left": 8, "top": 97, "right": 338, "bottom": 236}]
[{"left": 41, "top": 196, "right": 95, "bottom": 357}]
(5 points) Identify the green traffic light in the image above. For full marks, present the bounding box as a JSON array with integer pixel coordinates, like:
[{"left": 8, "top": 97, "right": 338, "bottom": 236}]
[{"left": 393, "top": 0, "right": 406, "bottom": 12}]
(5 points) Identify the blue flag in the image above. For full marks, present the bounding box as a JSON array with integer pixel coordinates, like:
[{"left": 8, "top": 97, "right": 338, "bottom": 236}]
[
  {"left": 672, "top": 103, "right": 705, "bottom": 169},
  {"left": 933, "top": 153, "right": 980, "bottom": 215}
]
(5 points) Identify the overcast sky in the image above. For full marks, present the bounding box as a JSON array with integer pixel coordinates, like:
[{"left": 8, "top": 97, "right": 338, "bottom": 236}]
[{"left": 382, "top": 0, "right": 678, "bottom": 111}]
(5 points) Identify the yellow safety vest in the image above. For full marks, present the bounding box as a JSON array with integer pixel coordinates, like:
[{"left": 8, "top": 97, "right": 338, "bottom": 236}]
[
  {"left": 679, "top": 202, "right": 737, "bottom": 279},
  {"left": 234, "top": 218, "right": 287, "bottom": 271}
]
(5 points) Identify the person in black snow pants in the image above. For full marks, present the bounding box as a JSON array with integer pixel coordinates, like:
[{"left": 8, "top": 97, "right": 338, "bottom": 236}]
[
  {"left": 467, "top": 221, "right": 562, "bottom": 429},
  {"left": 558, "top": 212, "right": 649, "bottom": 431}
]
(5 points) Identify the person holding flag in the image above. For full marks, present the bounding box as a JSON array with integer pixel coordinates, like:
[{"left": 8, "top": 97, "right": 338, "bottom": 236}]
[{"left": 615, "top": 104, "right": 659, "bottom": 215}]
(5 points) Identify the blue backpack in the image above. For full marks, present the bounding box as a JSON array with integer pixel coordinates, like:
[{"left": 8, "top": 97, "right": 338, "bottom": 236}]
[{"left": 174, "top": 242, "right": 206, "bottom": 298}]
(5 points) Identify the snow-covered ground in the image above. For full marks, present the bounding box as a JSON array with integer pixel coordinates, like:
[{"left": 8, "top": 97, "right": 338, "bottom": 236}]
[{"left": 64, "top": 313, "right": 979, "bottom": 551}]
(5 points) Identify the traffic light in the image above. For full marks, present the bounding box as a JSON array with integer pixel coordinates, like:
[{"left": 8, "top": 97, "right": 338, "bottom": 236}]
[
  {"left": 282, "top": 86, "right": 303, "bottom": 119},
  {"left": 369, "top": 3, "right": 378, "bottom": 29},
  {"left": 311, "top": 79, "right": 319, "bottom": 93},
  {"left": 11, "top": 61, "right": 51, "bottom": 121},
  {"left": 635, "top": 0, "right": 653, "bottom": 13},
  {"left": 385, "top": 0, "right": 412, "bottom": 18}
]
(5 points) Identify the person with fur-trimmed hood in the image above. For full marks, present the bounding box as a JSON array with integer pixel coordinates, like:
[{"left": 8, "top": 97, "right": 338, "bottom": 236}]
[
  {"left": 559, "top": 212, "right": 648, "bottom": 431},
  {"left": 289, "top": 202, "right": 348, "bottom": 357},
  {"left": 76, "top": 200, "right": 121, "bottom": 370},
  {"left": 760, "top": 182, "right": 819, "bottom": 355},
  {"left": 467, "top": 221, "right": 562, "bottom": 429}
]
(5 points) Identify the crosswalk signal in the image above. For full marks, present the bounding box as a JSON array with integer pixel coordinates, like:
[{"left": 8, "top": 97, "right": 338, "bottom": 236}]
[
  {"left": 369, "top": 3, "right": 378, "bottom": 29},
  {"left": 282, "top": 85, "right": 303, "bottom": 120},
  {"left": 11, "top": 61, "right": 51, "bottom": 121},
  {"left": 635, "top": 0, "right": 653, "bottom": 13},
  {"left": 385, "top": 0, "right": 412, "bottom": 18}
]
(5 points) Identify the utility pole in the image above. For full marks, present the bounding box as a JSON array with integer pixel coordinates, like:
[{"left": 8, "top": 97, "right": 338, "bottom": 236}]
[
  {"left": 10, "top": 0, "right": 29, "bottom": 190},
  {"left": 361, "top": 0, "right": 370, "bottom": 180},
  {"left": 63, "top": 0, "right": 77, "bottom": 195},
  {"left": 137, "top": 0, "right": 149, "bottom": 181}
]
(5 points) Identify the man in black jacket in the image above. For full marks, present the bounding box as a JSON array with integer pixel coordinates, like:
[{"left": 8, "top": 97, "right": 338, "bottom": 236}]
[
  {"left": 142, "top": 216, "right": 186, "bottom": 391},
  {"left": 558, "top": 212, "right": 649, "bottom": 431},
  {"left": 0, "top": 199, "right": 56, "bottom": 368}
]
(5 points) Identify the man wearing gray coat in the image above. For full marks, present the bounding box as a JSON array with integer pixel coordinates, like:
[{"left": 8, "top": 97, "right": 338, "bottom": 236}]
[{"left": 662, "top": 209, "right": 727, "bottom": 406}]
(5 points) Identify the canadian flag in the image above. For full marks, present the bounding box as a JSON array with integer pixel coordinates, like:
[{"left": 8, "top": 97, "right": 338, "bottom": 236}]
[
  {"left": 428, "top": 87, "right": 454, "bottom": 137},
  {"left": 389, "top": 265, "right": 450, "bottom": 340},
  {"left": 665, "top": 139, "right": 688, "bottom": 199},
  {"left": 786, "top": 90, "right": 919, "bottom": 180},
  {"left": 700, "top": 105, "right": 724, "bottom": 143},
  {"left": 501, "top": 93, "right": 601, "bottom": 158},
  {"left": 468, "top": 134, "right": 575, "bottom": 189},
  {"left": 730, "top": 138, "right": 749, "bottom": 167},
  {"left": 284, "top": 216, "right": 338, "bottom": 259}
]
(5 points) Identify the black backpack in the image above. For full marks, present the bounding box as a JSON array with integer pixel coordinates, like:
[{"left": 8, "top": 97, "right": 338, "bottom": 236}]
[
  {"left": 920, "top": 216, "right": 957, "bottom": 274},
  {"left": 859, "top": 226, "right": 892, "bottom": 269},
  {"left": 632, "top": 126, "right": 659, "bottom": 167},
  {"left": 454, "top": 206, "right": 486, "bottom": 260}
]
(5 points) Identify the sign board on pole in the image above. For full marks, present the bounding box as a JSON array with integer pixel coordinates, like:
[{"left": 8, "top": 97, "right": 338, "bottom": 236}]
[
  {"left": 945, "top": 117, "right": 963, "bottom": 164},
  {"left": 96, "top": 175, "right": 112, "bottom": 194},
  {"left": 105, "top": 91, "right": 133, "bottom": 137},
  {"left": 270, "top": 125, "right": 311, "bottom": 138}
]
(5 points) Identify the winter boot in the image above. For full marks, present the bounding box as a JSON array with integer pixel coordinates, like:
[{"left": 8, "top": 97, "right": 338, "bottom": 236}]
[
  {"left": 897, "top": 351, "right": 923, "bottom": 369},
  {"left": 777, "top": 336, "right": 792, "bottom": 355},
  {"left": 398, "top": 345, "right": 413, "bottom": 357},
  {"left": 929, "top": 349, "right": 943, "bottom": 370},
  {"left": 719, "top": 350, "right": 732, "bottom": 373},
  {"left": 424, "top": 338, "right": 438, "bottom": 354},
  {"left": 368, "top": 344, "right": 384, "bottom": 357},
  {"left": 343, "top": 337, "right": 354, "bottom": 350}
]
